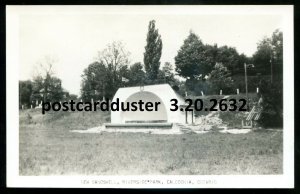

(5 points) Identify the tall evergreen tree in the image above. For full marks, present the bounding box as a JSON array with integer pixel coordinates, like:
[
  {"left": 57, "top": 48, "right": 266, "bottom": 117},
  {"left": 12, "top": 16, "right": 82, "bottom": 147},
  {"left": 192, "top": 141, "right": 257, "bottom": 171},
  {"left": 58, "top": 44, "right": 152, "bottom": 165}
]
[{"left": 143, "top": 20, "right": 163, "bottom": 81}]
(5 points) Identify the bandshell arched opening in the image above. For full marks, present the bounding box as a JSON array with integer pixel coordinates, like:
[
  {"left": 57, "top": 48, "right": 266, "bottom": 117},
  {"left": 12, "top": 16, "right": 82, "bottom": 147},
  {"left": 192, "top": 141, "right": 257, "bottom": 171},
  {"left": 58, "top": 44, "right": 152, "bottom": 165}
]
[{"left": 120, "top": 91, "right": 168, "bottom": 123}]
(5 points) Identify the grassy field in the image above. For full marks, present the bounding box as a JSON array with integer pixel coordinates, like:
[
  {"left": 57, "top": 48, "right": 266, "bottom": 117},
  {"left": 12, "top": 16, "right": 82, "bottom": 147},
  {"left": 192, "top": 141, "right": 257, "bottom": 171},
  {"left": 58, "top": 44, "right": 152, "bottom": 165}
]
[{"left": 19, "top": 109, "right": 283, "bottom": 175}]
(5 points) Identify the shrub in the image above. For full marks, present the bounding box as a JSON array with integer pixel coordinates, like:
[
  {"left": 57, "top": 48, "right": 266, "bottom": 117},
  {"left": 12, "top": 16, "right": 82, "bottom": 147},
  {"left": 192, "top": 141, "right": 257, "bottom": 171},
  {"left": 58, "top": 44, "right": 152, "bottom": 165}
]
[{"left": 257, "top": 79, "right": 283, "bottom": 128}]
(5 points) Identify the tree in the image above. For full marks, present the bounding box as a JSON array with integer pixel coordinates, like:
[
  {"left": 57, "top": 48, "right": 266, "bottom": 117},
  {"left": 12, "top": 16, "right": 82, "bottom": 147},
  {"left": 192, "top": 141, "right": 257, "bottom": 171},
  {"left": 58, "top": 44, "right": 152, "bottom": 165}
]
[
  {"left": 270, "top": 29, "right": 283, "bottom": 76},
  {"left": 207, "top": 62, "right": 234, "bottom": 94},
  {"left": 86, "top": 41, "right": 131, "bottom": 100},
  {"left": 31, "top": 56, "right": 65, "bottom": 103},
  {"left": 155, "top": 62, "right": 176, "bottom": 85},
  {"left": 253, "top": 29, "right": 283, "bottom": 128},
  {"left": 118, "top": 65, "right": 131, "bottom": 87},
  {"left": 97, "top": 41, "right": 131, "bottom": 86},
  {"left": 175, "top": 31, "right": 253, "bottom": 95},
  {"left": 215, "top": 45, "right": 242, "bottom": 75},
  {"left": 81, "top": 61, "right": 108, "bottom": 101},
  {"left": 257, "top": 79, "right": 283, "bottom": 127},
  {"left": 144, "top": 20, "right": 163, "bottom": 81},
  {"left": 19, "top": 80, "right": 33, "bottom": 108},
  {"left": 127, "top": 62, "right": 145, "bottom": 86},
  {"left": 253, "top": 37, "right": 273, "bottom": 75},
  {"left": 236, "top": 54, "right": 253, "bottom": 75},
  {"left": 81, "top": 56, "right": 131, "bottom": 101},
  {"left": 31, "top": 75, "right": 64, "bottom": 103},
  {"left": 68, "top": 94, "right": 78, "bottom": 101},
  {"left": 252, "top": 29, "right": 283, "bottom": 77},
  {"left": 175, "top": 32, "right": 214, "bottom": 80},
  {"left": 33, "top": 57, "right": 55, "bottom": 102},
  {"left": 45, "top": 77, "right": 64, "bottom": 102},
  {"left": 162, "top": 62, "right": 175, "bottom": 83}
]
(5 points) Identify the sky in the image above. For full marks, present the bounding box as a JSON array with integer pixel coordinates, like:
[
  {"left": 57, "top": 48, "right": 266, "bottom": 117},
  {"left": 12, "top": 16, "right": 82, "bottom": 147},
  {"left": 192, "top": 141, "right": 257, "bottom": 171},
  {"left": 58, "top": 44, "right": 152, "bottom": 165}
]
[{"left": 18, "top": 7, "right": 283, "bottom": 96}]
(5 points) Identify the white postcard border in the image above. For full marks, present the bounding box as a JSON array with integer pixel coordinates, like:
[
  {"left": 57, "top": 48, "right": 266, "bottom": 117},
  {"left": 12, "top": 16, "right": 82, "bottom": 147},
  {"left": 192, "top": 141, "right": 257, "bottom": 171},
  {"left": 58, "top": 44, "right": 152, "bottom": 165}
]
[{"left": 6, "top": 5, "right": 294, "bottom": 188}]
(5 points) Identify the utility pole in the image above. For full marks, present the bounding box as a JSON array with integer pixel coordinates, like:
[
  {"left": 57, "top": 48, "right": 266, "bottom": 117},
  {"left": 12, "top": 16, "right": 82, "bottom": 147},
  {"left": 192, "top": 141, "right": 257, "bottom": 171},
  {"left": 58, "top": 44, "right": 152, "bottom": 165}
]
[
  {"left": 244, "top": 63, "right": 248, "bottom": 102},
  {"left": 244, "top": 63, "right": 254, "bottom": 111}
]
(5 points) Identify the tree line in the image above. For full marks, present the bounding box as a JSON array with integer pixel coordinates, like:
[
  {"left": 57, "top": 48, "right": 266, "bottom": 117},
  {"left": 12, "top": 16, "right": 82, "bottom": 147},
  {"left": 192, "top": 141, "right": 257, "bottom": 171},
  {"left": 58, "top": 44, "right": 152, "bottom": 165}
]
[
  {"left": 80, "top": 20, "right": 282, "bottom": 99},
  {"left": 19, "top": 58, "right": 77, "bottom": 108},
  {"left": 20, "top": 20, "right": 283, "bottom": 120}
]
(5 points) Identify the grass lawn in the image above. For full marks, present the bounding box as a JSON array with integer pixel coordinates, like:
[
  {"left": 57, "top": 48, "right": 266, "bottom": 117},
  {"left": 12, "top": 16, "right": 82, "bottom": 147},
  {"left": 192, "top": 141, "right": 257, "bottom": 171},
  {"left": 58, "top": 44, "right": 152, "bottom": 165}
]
[{"left": 19, "top": 109, "right": 283, "bottom": 175}]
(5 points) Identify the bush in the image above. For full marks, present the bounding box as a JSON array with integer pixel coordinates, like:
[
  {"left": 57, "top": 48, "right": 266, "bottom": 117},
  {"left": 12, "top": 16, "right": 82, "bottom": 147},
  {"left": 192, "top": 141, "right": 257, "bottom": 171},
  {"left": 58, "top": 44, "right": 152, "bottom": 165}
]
[
  {"left": 219, "top": 111, "right": 246, "bottom": 127},
  {"left": 257, "top": 79, "right": 283, "bottom": 128}
]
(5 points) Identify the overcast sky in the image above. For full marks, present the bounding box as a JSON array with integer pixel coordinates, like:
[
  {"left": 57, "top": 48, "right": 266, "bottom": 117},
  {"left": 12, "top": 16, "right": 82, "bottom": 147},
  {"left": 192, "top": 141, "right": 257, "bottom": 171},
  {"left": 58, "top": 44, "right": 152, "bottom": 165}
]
[{"left": 19, "top": 8, "right": 283, "bottom": 95}]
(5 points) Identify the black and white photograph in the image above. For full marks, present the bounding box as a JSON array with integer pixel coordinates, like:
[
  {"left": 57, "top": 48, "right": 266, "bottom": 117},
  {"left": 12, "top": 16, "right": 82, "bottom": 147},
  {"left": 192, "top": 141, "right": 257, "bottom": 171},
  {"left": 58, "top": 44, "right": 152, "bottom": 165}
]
[{"left": 6, "top": 5, "right": 294, "bottom": 188}]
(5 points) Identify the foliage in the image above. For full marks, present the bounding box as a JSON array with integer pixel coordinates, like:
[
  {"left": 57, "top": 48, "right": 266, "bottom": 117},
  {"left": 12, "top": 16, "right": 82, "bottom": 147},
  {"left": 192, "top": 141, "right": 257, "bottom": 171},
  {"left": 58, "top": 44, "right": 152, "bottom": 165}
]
[
  {"left": 253, "top": 29, "right": 283, "bottom": 76},
  {"left": 81, "top": 61, "right": 108, "bottom": 101},
  {"left": 45, "top": 76, "right": 65, "bottom": 102},
  {"left": 207, "top": 63, "right": 234, "bottom": 94},
  {"left": 231, "top": 74, "right": 265, "bottom": 94},
  {"left": 80, "top": 61, "right": 145, "bottom": 100},
  {"left": 175, "top": 29, "right": 282, "bottom": 97},
  {"left": 175, "top": 32, "right": 249, "bottom": 80},
  {"left": 97, "top": 41, "right": 130, "bottom": 87},
  {"left": 127, "top": 62, "right": 145, "bottom": 86},
  {"left": 175, "top": 32, "right": 212, "bottom": 80},
  {"left": 161, "top": 62, "right": 175, "bottom": 83},
  {"left": 29, "top": 58, "right": 67, "bottom": 104},
  {"left": 184, "top": 79, "right": 209, "bottom": 96},
  {"left": 20, "top": 76, "right": 68, "bottom": 108},
  {"left": 19, "top": 56, "right": 78, "bottom": 109},
  {"left": 215, "top": 46, "right": 247, "bottom": 75},
  {"left": 175, "top": 31, "right": 250, "bottom": 95},
  {"left": 144, "top": 20, "right": 163, "bottom": 81},
  {"left": 257, "top": 79, "right": 283, "bottom": 128},
  {"left": 81, "top": 41, "right": 131, "bottom": 101},
  {"left": 19, "top": 80, "right": 33, "bottom": 108},
  {"left": 68, "top": 94, "right": 78, "bottom": 101},
  {"left": 31, "top": 75, "right": 65, "bottom": 103},
  {"left": 97, "top": 41, "right": 130, "bottom": 71},
  {"left": 183, "top": 63, "right": 234, "bottom": 96},
  {"left": 244, "top": 29, "right": 283, "bottom": 128}
]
